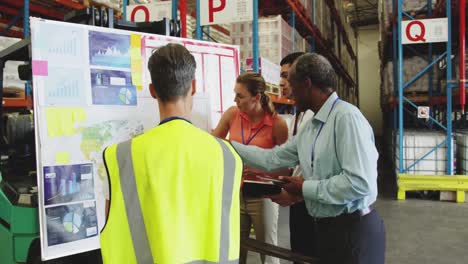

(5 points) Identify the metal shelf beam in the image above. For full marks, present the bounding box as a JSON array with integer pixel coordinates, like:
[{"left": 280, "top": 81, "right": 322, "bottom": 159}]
[
  {"left": 1, "top": 0, "right": 64, "bottom": 20},
  {"left": 54, "top": 0, "right": 86, "bottom": 10},
  {"left": 323, "top": 0, "right": 356, "bottom": 60},
  {"left": 282, "top": 0, "right": 356, "bottom": 87}
]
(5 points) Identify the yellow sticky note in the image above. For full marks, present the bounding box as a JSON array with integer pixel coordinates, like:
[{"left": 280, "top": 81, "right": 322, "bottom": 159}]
[
  {"left": 136, "top": 85, "right": 143, "bottom": 91},
  {"left": 45, "top": 107, "right": 87, "bottom": 137},
  {"left": 73, "top": 108, "right": 87, "bottom": 122},
  {"left": 131, "top": 59, "right": 142, "bottom": 72},
  {"left": 130, "top": 47, "right": 141, "bottom": 58},
  {"left": 131, "top": 34, "right": 141, "bottom": 47},
  {"left": 132, "top": 72, "right": 143, "bottom": 86},
  {"left": 55, "top": 152, "right": 71, "bottom": 164}
]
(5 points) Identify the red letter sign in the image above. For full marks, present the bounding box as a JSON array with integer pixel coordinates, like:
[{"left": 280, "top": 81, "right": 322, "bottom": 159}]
[
  {"left": 130, "top": 5, "right": 150, "bottom": 22},
  {"left": 406, "top": 20, "right": 426, "bottom": 42},
  {"left": 208, "top": 0, "right": 226, "bottom": 23}
]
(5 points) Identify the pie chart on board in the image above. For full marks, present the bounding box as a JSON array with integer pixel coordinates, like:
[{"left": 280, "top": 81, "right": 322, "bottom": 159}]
[{"left": 119, "top": 88, "right": 134, "bottom": 105}]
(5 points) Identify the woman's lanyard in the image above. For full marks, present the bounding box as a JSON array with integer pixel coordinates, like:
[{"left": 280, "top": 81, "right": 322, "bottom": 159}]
[
  {"left": 241, "top": 118, "right": 266, "bottom": 145},
  {"left": 311, "top": 98, "right": 340, "bottom": 167}
]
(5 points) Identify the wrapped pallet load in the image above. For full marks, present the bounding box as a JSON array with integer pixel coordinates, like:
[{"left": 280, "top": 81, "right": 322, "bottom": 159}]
[{"left": 394, "top": 130, "right": 455, "bottom": 175}]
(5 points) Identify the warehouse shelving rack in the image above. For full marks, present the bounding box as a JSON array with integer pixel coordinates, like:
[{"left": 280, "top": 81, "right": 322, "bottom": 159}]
[
  {"left": 117, "top": 1, "right": 359, "bottom": 104},
  {"left": 258, "top": 0, "right": 358, "bottom": 104},
  {"left": 387, "top": 0, "right": 468, "bottom": 202},
  {"left": 190, "top": 0, "right": 359, "bottom": 104},
  {"left": 1, "top": 1, "right": 359, "bottom": 107}
]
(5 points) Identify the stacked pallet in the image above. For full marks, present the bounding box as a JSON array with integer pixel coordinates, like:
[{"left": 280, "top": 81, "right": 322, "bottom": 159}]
[
  {"left": 91, "top": 0, "right": 121, "bottom": 10},
  {"left": 381, "top": 56, "right": 442, "bottom": 98},
  {"left": 379, "top": 0, "right": 437, "bottom": 33},
  {"left": 313, "top": 0, "right": 331, "bottom": 42},
  {"left": 231, "top": 15, "right": 304, "bottom": 66},
  {"left": 314, "top": 0, "right": 356, "bottom": 97}
]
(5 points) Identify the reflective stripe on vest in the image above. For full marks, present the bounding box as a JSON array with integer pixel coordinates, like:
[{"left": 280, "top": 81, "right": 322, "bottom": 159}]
[
  {"left": 116, "top": 140, "right": 154, "bottom": 264},
  {"left": 215, "top": 137, "right": 235, "bottom": 263},
  {"left": 115, "top": 137, "right": 237, "bottom": 264}
]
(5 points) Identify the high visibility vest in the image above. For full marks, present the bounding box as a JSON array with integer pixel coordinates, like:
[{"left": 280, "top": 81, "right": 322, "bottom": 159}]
[{"left": 100, "top": 119, "right": 242, "bottom": 264}]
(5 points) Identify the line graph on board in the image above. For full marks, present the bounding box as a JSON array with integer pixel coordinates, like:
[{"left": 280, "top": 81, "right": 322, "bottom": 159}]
[
  {"left": 47, "top": 32, "right": 78, "bottom": 56},
  {"left": 47, "top": 79, "right": 80, "bottom": 98},
  {"left": 44, "top": 67, "right": 86, "bottom": 106},
  {"left": 35, "top": 25, "right": 85, "bottom": 64}
]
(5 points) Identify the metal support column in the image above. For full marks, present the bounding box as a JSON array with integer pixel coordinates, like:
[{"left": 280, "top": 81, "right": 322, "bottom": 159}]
[
  {"left": 393, "top": 0, "right": 398, "bottom": 153},
  {"left": 23, "top": 0, "right": 29, "bottom": 37},
  {"left": 180, "top": 0, "right": 187, "bottom": 38},
  {"left": 460, "top": 0, "right": 466, "bottom": 113},
  {"left": 252, "top": 0, "right": 259, "bottom": 72},
  {"left": 397, "top": 0, "right": 404, "bottom": 173},
  {"left": 123, "top": 0, "right": 128, "bottom": 21},
  {"left": 446, "top": 0, "right": 453, "bottom": 174},
  {"left": 172, "top": 0, "right": 178, "bottom": 21},
  {"left": 196, "top": 0, "right": 202, "bottom": 40},
  {"left": 428, "top": 0, "right": 434, "bottom": 128},
  {"left": 23, "top": 0, "right": 31, "bottom": 110}
]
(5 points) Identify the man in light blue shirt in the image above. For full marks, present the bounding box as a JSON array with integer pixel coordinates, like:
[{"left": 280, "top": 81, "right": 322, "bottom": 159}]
[{"left": 231, "top": 53, "right": 385, "bottom": 264}]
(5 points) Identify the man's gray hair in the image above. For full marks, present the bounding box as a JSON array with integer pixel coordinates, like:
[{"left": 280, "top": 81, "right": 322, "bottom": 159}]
[{"left": 290, "top": 53, "right": 336, "bottom": 91}]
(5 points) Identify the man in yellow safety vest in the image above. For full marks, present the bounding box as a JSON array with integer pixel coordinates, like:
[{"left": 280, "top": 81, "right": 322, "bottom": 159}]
[{"left": 100, "top": 43, "right": 243, "bottom": 264}]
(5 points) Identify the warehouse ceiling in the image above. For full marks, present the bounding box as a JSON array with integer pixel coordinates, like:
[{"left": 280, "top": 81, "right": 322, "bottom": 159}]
[{"left": 344, "top": 0, "right": 380, "bottom": 27}]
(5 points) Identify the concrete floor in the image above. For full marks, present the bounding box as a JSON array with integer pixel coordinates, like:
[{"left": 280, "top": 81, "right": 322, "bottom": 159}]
[{"left": 246, "top": 198, "right": 468, "bottom": 264}]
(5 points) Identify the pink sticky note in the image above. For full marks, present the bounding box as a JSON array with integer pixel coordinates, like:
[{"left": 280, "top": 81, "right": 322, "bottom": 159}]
[{"left": 32, "top": 60, "right": 48, "bottom": 76}]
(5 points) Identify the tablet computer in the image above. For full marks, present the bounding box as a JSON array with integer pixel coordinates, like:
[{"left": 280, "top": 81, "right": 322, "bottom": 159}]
[
  {"left": 242, "top": 180, "right": 282, "bottom": 197},
  {"left": 256, "top": 175, "right": 285, "bottom": 184}
]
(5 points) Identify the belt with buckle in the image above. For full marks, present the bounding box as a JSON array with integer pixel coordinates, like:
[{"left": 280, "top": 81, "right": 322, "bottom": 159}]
[{"left": 313, "top": 206, "right": 373, "bottom": 225}]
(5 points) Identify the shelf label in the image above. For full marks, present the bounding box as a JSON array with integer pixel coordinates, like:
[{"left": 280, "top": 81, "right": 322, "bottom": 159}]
[
  {"left": 402, "top": 18, "right": 448, "bottom": 44},
  {"left": 200, "top": 0, "right": 253, "bottom": 26},
  {"left": 417, "top": 106, "right": 430, "bottom": 119},
  {"left": 126, "top": 2, "right": 172, "bottom": 22}
]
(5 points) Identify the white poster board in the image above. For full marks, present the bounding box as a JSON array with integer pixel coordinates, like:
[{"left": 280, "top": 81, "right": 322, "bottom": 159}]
[{"left": 30, "top": 18, "right": 239, "bottom": 260}]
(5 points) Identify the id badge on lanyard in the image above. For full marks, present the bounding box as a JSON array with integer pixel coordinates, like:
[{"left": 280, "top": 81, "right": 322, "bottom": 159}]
[{"left": 241, "top": 119, "right": 265, "bottom": 145}]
